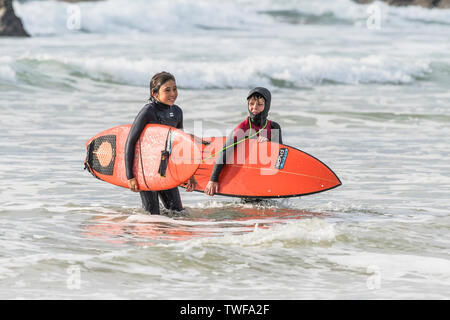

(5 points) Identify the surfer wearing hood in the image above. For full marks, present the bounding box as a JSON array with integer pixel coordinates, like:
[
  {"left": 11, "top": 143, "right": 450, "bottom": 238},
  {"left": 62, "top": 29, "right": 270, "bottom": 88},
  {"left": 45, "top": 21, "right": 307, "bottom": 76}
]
[{"left": 204, "top": 87, "right": 283, "bottom": 196}]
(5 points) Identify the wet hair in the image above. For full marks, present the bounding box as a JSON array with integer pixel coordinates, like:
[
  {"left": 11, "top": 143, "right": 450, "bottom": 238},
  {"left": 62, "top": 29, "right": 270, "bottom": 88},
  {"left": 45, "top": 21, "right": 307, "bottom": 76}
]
[
  {"left": 247, "top": 93, "right": 265, "bottom": 103},
  {"left": 150, "top": 71, "right": 176, "bottom": 97}
]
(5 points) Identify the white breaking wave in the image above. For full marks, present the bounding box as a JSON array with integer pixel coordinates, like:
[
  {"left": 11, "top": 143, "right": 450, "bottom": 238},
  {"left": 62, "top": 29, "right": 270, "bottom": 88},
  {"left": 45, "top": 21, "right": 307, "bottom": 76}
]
[
  {"left": 14, "top": 0, "right": 270, "bottom": 35},
  {"left": 327, "top": 252, "right": 450, "bottom": 283},
  {"left": 179, "top": 218, "right": 336, "bottom": 247},
  {"left": 9, "top": 53, "right": 431, "bottom": 88},
  {"left": 0, "top": 57, "right": 17, "bottom": 83},
  {"left": 13, "top": 0, "right": 450, "bottom": 36}
]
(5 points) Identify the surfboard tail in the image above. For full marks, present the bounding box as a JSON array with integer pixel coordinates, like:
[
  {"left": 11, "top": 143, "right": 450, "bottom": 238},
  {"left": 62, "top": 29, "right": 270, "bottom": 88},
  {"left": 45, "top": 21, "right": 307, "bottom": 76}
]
[
  {"left": 84, "top": 135, "right": 117, "bottom": 178},
  {"left": 85, "top": 124, "right": 201, "bottom": 191}
]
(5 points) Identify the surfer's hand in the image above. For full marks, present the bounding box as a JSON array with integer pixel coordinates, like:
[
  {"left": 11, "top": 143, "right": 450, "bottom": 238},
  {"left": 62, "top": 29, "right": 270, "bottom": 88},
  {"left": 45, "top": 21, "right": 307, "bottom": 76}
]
[
  {"left": 205, "top": 181, "right": 219, "bottom": 196},
  {"left": 185, "top": 177, "right": 197, "bottom": 192},
  {"left": 128, "top": 178, "right": 139, "bottom": 192},
  {"left": 257, "top": 136, "right": 269, "bottom": 143}
]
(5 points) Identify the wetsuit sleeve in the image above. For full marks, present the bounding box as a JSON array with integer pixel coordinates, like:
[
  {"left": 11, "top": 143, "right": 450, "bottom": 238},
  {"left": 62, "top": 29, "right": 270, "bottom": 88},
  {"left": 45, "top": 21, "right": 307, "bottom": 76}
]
[
  {"left": 271, "top": 121, "right": 283, "bottom": 145},
  {"left": 209, "top": 133, "right": 236, "bottom": 183},
  {"left": 175, "top": 105, "right": 183, "bottom": 130},
  {"left": 124, "top": 106, "right": 153, "bottom": 180}
]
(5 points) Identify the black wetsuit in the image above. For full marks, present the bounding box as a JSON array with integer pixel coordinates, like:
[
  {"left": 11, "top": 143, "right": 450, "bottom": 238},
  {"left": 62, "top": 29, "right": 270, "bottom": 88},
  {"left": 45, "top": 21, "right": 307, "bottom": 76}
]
[
  {"left": 210, "top": 87, "right": 283, "bottom": 183},
  {"left": 125, "top": 98, "right": 184, "bottom": 214}
]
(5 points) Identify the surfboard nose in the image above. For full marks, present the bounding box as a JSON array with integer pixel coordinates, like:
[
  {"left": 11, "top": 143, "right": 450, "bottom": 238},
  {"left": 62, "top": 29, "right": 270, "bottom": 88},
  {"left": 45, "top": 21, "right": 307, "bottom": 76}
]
[
  {"left": 312, "top": 156, "right": 342, "bottom": 193},
  {"left": 328, "top": 169, "right": 342, "bottom": 190}
]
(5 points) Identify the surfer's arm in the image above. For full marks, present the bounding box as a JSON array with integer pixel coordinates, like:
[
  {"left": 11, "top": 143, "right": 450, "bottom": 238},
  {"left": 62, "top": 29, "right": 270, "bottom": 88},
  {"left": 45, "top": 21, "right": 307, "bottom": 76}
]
[
  {"left": 257, "top": 136, "right": 269, "bottom": 143},
  {"left": 205, "top": 181, "right": 219, "bottom": 196},
  {"left": 128, "top": 178, "right": 139, "bottom": 192},
  {"left": 205, "top": 133, "right": 236, "bottom": 195},
  {"left": 175, "top": 105, "right": 183, "bottom": 130},
  {"left": 271, "top": 121, "right": 283, "bottom": 145},
  {"left": 124, "top": 107, "right": 153, "bottom": 180},
  {"left": 209, "top": 133, "right": 235, "bottom": 183}
]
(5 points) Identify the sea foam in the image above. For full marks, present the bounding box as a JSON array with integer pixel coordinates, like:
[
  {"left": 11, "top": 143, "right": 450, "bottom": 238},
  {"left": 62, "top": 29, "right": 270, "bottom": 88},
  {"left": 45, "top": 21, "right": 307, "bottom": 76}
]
[
  {"left": 11, "top": 53, "right": 432, "bottom": 88},
  {"left": 179, "top": 218, "right": 337, "bottom": 248},
  {"left": 14, "top": 0, "right": 268, "bottom": 35},
  {"left": 14, "top": 0, "right": 450, "bottom": 36},
  {"left": 0, "top": 57, "right": 17, "bottom": 83}
]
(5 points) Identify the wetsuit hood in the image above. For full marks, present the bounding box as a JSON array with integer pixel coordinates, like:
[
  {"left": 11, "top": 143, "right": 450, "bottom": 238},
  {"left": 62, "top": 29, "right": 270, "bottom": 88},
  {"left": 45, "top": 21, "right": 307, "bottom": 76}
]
[{"left": 247, "top": 87, "right": 271, "bottom": 127}]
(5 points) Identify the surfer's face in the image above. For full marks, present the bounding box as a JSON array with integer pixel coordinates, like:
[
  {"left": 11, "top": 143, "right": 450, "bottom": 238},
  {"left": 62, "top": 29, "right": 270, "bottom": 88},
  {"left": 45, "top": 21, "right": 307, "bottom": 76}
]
[
  {"left": 248, "top": 96, "right": 265, "bottom": 115},
  {"left": 153, "top": 80, "right": 178, "bottom": 106}
]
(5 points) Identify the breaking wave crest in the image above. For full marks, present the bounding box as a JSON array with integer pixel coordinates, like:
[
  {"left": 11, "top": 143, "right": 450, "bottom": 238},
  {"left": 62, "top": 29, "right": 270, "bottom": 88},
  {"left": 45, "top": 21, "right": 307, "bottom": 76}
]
[{"left": 3, "top": 53, "right": 433, "bottom": 88}]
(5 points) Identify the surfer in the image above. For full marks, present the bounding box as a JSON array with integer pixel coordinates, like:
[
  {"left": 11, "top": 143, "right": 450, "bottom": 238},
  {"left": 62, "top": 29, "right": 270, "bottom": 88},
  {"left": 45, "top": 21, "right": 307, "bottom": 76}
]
[
  {"left": 204, "top": 87, "right": 282, "bottom": 196},
  {"left": 124, "top": 72, "right": 196, "bottom": 214}
]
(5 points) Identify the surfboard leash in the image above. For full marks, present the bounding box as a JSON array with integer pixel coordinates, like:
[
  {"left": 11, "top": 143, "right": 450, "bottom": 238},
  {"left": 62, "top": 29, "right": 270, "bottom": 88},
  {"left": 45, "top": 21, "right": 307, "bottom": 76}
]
[
  {"left": 138, "top": 137, "right": 151, "bottom": 190},
  {"left": 201, "top": 119, "right": 268, "bottom": 163},
  {"left": 158, "top": 128, "right": 172, "bottom": 177}
]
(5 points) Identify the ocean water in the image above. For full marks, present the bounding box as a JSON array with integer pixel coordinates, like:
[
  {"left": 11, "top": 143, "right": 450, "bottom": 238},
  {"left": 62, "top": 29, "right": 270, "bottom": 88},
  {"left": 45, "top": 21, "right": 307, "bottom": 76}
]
[{"left": 1, "top": 0, "right": 449, "bottom": 300}]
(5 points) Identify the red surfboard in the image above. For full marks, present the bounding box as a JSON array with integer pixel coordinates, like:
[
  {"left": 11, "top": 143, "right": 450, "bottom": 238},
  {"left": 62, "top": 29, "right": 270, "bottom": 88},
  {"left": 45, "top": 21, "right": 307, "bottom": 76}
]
[
  {"left": 84, "top": 124, "right": 201, "bottom": 191},
  {"left": 85, "top": 125, "right": 341, "bottom": 198},
  {"left": 185, "top": 136, "right": 341, "bottom": 198}
]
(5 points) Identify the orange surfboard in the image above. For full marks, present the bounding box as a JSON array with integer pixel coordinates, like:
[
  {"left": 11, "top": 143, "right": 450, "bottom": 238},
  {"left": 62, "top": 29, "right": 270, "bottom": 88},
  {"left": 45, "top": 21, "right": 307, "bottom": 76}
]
[
  {"left": 84, "top": 124, "right": 201, "bottom": 191},
  {"left": 186, "top": 136, "right": 341, "bottom": 198}
]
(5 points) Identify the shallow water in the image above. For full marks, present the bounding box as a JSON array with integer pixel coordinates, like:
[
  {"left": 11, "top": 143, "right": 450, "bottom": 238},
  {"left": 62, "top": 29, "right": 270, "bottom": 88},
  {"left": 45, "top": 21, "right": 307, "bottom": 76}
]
[{"left": 1, "top": 0, "right": 449, "bottom": 299}]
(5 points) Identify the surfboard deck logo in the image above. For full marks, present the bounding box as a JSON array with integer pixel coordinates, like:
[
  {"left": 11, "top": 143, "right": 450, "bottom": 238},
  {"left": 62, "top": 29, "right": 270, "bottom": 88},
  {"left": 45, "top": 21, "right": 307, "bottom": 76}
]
[
  {"left": 275, "top": 148, "right": 288, "bottom": 170},
  {"left": 86, "top": 135, "right": 116, "bottom": 176}
]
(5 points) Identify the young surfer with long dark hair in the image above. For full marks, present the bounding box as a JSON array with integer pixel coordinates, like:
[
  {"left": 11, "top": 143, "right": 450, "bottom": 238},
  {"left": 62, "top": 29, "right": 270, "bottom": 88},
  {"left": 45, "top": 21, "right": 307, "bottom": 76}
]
[{"left": 125, "top": 72, "right": 195, "bottom": 214}]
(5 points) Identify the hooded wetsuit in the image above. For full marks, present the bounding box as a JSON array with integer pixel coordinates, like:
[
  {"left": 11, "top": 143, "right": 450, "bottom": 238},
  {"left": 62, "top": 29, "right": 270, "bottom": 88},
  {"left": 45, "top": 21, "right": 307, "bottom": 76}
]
[
  {"left": 209, "top": 87, "right": 283, "bottom": 183},
  {"left": 125, "top": 97, "right": 184, "bottom": 214}
]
